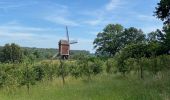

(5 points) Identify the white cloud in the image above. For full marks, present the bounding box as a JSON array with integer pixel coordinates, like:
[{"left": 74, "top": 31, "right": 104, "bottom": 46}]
[
  {"left": 84, "top": 18, "right": 102, "bottom": 26},
  {"left": 0, "top": 22, "right": 63, "bottom": 41},
  {"left": 45, "top": 16, "right": 79, "bottom": 26},
  {"left": 82, "top": 0, "right": 124, "bottom": 26},
  {"left": 0, "top": 21, "right": 62, "bottom": 33},
  {"left": 0, "top": 30, "right": 36, "bottom": 40},
  {"left": 0, "top": 1, "right": 37, "bottom": 11},
  {"left": 0, "top": 26, "right": 45, "bottom": 32},
  {"left": 41, "top": 2, "right": 79, "bottom": 27},
  {"left": 137, "top": 14, "right": 158, "bottom": 21},
  {"left": 105, "top": 0, "right": 121, "bottom": 11}
]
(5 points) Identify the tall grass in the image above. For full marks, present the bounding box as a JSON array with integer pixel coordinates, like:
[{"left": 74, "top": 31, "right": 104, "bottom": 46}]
[
  {"left": 0, "top": 72, "right": 169, "bottom": 100},
  {"left": 0, "top": 55, "right": 170, "bottom": 100}
]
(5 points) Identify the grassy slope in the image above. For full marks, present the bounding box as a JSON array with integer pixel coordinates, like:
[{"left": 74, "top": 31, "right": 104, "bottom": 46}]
[{"left": 0, "top": 73, "right": 169, "bottom": 100}]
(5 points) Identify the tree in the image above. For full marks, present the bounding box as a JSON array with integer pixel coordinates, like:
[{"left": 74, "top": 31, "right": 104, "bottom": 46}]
[
  {"left": 93, "top": 24, "right": 124, "bottom": 57},
  {"left": 106, "top": 58, "right": 117, "bottom": 74},
  {"left": 93, "top": 24, "right": 145, "bottom": 57},
  {"left": 69, "top": 62, "right": 82, "bottom": 79},
  {"left": 78, "top": 57, "right": 103, "bottom": 80},
  {"left": 147, "top": 30, "right": 165, "bottom": 42},
  {"left": 155, "top": 0, "right": 170, "bottom": 24},
  {"left": 117, "top": 43, "right": 148, "bottom": 78},
  {"left": 20, "top": 63, "right": 35, "bottom": 94},
  {"left": 33, "top": 50, "right": 41, "bottom": 59},
  {"left": 121, "top": 27, "right": 145, "bottom": 46},
  {"left": 33, "top": 64, "right": 45, "bottom": 81},
  {"left": 2, "top": 43, "right": 24, "bottom": 63},
  {"left": 147, "top": 27, "right": 170, "bottom": 55},
  {"left": 162, "top": 25, "right": 170, "bottom": 53},
  {"left": 57, "top": 60, "right": 69, "bottom": 84},
  {"left": 154, "top": 0, "right": 170, "bottom": 54}
]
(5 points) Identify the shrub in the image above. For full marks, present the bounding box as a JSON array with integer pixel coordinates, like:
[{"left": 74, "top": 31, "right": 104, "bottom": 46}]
[{"left": 106, "top": 58, "right": 117, "bottom": 74}]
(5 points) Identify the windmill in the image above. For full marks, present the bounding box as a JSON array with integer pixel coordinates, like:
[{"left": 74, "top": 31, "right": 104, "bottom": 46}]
[{"left": 58, "top": 26, "right": 78, "bottom": 60}]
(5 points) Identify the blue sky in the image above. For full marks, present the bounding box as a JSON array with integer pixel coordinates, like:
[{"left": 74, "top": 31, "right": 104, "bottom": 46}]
[{"left": 0, "top": 0, "right": 163, "bottom": 53}]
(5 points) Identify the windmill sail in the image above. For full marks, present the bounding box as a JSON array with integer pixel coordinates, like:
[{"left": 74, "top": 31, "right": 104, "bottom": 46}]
[
  {"left": 69, "top": 40, "right": 78, "bottom": 44},
  {"left": 57, "top": 26, "right": 78, "bottom": 60},
  {"left": 66, "top": 26, "right": 69, "bottom": 42}
]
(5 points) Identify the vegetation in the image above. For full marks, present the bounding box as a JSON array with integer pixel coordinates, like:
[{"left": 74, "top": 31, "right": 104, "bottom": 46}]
[
  {"left": 0, "top": 0, "right": 169, "bottom": 99},
  {"left": 155, "top": 0, "right": 170, "bottom": 24},
  {"left": 0, "top": 46, "right": 91, "bottom": 62}
]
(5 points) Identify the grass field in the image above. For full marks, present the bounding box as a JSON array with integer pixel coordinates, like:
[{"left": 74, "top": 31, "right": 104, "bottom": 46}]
[{"left": 0, "top": 72, "right": 169, "bottom": 100}]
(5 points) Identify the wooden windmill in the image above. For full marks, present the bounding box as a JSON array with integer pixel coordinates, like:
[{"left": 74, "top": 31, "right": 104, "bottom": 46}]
[{"left": 58, "top": 26, "right": 78, "bottom": 60}]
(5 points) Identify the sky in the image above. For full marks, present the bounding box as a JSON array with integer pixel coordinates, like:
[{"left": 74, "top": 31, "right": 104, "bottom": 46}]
[{"left": 0, "top": 0, "right": 163, "bottom": 53}]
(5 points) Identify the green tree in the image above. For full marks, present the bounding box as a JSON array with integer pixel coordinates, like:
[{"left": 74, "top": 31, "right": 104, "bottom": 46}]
[
  {"left": 78, "top": 57, "right": 103, "bottom": 80},
  {"left": 2, "top": 43, "right": 23, "bottom": 63},
  {"left": 121, "top": 27, "right": 145, "bottom": 46},
  {"left": 155, "top": 0, "right": 170, "bottom": 24},
  {"left": 106, "top": 58, "right": 117, "bottom": 74},
  {"left": 93, "top": 24, "right": 145, "bottom": 57},
  {"left": 69, "top": 62, "right": 81, "bottom": 79},
  {"left": 162, "top": 25, "right": 170, "bottom": 53},
  {"left": 154, "top": 0, "right": 170, "bottom": 54},
  {"left": 57, "top": 60, "right": 69, "bottom": 84},
  {"left": 117, "top": 43, "right": 148, "bottom": 78},
  {"left": 93, "top": 24, "right": 124, "bottom": 57},
  {"left": 33, "top": 64, "right": 45, "bottom": 81},
  {"left": 20, "top": 64, "right": 35, "bottom": 93}
]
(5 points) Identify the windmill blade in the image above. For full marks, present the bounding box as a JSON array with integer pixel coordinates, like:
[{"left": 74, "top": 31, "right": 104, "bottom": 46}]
[
  {"left": 52, "top": 53, "right": 58, "bottom": 59},
  {"left": 66, "top": 26, "right": 69, "bottom": 42},
  {"left": 69, "top": 40, "right": 78, "bottom": 44}
]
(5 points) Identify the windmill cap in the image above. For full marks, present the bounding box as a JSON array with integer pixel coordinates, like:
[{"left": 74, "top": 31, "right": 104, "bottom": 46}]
[{"left": 59, "top": 40, "right": 69, "bottom": 44}]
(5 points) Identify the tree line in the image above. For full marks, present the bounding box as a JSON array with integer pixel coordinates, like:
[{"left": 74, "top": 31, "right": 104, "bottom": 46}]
[{"left": 0, "top": 43, "right": 90, "bottom": 63}]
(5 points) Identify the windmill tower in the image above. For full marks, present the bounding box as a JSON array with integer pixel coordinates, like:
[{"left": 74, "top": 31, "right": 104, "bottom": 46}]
[{"left": 58, "top": 26, "right": 78, "bottom": 60}]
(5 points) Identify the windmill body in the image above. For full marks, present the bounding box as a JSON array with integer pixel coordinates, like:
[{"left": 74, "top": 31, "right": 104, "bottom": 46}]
[
  {"left": 59, "top": 40, "right": 70, "bottom": 59},
  {"left": 58, "top": 26, "right": 77, "bottom": 60}
]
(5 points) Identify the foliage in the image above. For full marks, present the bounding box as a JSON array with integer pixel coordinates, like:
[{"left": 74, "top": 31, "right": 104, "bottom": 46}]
[
  {"left": 116, "top": 43, "right": 147, "bottom": 75},
  {"left": 162, "top": 25, "right": 170, "bottom": 53},
  {"left": 105, "top": 58, "right": 117, "bottom": 74},
  {"left": 32, "top": 64, "right": 45, "bottom": 81},
  {"left": 20, "top": 64, "right": 36, "bottom": 93},
  {"left": 69, "top": 61, "right": 81, "bottom": 78},
  {"left": 1, "top": 43, "right": 24, "bottom": 63},
  {"left": 155, "top": 0, "right": 170, "bottom": 24},
  {"left": 1, "top": 71, "right": 170, "bottom": 100},
  {"left": 78, "top": 57, "right": 103, "bottom": 80},
  {"left": 93, "top": 24, "right": 124, "bottom": 57},
  {"left": 93, "top": 24, "right": 145, "bottom": 57},
  {"left": 57, "top": 60, "right": 70, "bottom": 84},
  {"left": 147, "top": 27, "right": 170, "bottom": 55}
]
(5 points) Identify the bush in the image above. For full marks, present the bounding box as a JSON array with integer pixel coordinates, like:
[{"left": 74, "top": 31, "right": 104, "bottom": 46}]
[
  {"left": 20, "top": 64, "right": 36, "bottom": 91},
  {"left": 40, "top": 60, "right": 60, "bottom": 81},
  {"left": 78, "top": 57, "right": 103, "bottom": 80},
  {"left": 106, "top": 58, "right": 117, "bottom": 74},
  {"left": 69, "top": 61, "right": 81, "bottom": 78},
  {"left": 33, "top": 64, "right": 45, "bottom": 81}
]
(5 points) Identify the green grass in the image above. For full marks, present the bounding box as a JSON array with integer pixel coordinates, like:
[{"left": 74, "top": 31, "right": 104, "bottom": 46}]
[{"left": 0, "top": 73, "right": 169, "bottom": 100}]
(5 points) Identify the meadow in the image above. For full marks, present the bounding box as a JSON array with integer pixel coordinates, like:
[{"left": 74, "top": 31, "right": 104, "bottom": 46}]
[
  {"left": 0, "top": 44, "right": 170, "bottom": 100},
  {"left": 0, "top": 70, "right": 169, "bottom": 100}
]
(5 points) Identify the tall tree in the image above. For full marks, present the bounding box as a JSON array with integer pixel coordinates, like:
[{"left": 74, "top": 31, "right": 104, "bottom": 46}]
[
  {"left": 162, "top": 25, "right": 170, "bottom": 53},
  {"left": 121, "top": 27, "right": 145, "bottom": 46},
  {"left": 155, "top": 0, "right": 170, "bottom": 24},
  {"left": 93, "top": 24, "right": 145, "bottom": 57},
  {"left": 154, "top": 0, "right": 170, "bottom": 54},
  {"left": 93, "top": 24, "right": 124, "bottom": 57},
  {"left": 117, "top": 43, "right": 148, "bottom": 78},
  {"left": 2, "top": 43, "right": 23, "bottom": 63}
]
